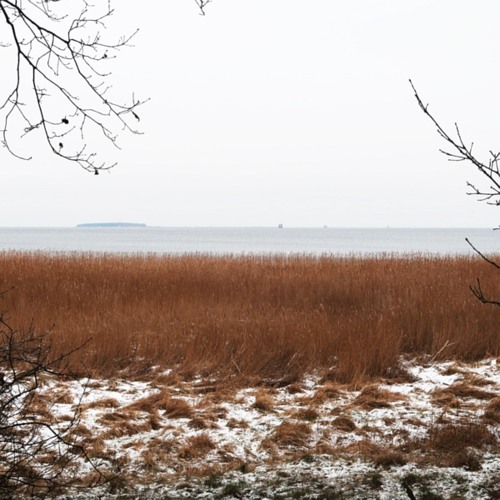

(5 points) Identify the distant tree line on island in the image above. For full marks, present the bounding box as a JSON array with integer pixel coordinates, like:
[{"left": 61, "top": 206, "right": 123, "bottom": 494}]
[{"left": 76, "top": 223, "right": 147, "bottom": 228}]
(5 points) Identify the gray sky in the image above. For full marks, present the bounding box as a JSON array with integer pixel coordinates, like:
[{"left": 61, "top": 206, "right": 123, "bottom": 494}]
[{"left": 1, "top": 0, "right": 500, "bottom": 227}]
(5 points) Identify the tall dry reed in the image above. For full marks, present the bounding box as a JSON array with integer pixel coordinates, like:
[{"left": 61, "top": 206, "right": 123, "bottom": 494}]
[{"left": 0, "top": 251, "right": 498, "bottom": 383}]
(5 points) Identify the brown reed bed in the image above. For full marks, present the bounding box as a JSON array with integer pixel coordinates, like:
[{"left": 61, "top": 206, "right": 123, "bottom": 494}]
[{"left": 0, "top": 251, "right": 498, "bottom": 383}]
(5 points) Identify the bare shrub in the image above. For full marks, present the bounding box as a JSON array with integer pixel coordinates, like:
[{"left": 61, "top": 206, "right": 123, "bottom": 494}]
[{"left": 0, "top": 305, "right": 103, "bottom": 495}]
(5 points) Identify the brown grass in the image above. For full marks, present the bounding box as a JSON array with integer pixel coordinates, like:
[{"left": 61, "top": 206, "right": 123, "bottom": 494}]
[
  {"left": 372, "top": 449, "right": 407, "bottom": 468},
  {"left": 350, "top": 385, "right": 406, "bottom": 410},
  {"left": 294, "top": 407, "right": 320, "bottom": 422},
  {"left": 483, "top": 397, "right": 500, "bottom": 423},
  {"left": 178, "top": 433, "right": 216, "bottom": 459},
  {"left": 331, "top": 415, "right": 357, "bottom": 432},
  {"left": 427, "top": 421, "right": 497, "bottom": 452},
  {"left": 125, "top": 390, "right": 192, "bottom": 418},
  {"left": 264, "top": 421, "right": 312, "bottom": 449},
  {"left": 252, "top": 389, "right": 275, "bottom": 412},
  {"left": 334, "top": 440, "right": 407, "bottom": 469},
  {"left": 0, "top": 252, "right": 499, "bottom": 384},
  {"left": 399, "top": 421, "right": 499, "bottom": 469},
  {"left": 432, "top": 381, "right": 497, "bottom": 404},
  {"left": 313, "top": 383, "right": 344, "bottom": 402}
]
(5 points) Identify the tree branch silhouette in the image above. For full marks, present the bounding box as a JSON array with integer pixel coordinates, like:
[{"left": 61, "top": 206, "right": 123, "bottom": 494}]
[
  {"left": 410, "top": 79, "right": 500, "bottom": 206},
  {"left": 194, "top": 0, "right": 211, "bottom": 16},
  {"left": 0, "top": 0, "right": 147, "bottom": 173},
  {"left": 0, "top": 295, "right": 104, "bottom": 495},
  {"left": 411, "top": 79, "right": 500, "bottom": 308}
]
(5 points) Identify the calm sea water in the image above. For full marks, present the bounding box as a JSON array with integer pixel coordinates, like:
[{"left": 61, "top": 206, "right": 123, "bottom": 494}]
[{"left": 0, "top": 227, "right": 498, "bottom": 255}]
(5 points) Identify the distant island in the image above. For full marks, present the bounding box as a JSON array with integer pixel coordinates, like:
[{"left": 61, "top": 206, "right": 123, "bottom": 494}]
[{"left": 76, "top": 223, "right": 147, "bottom": 228}]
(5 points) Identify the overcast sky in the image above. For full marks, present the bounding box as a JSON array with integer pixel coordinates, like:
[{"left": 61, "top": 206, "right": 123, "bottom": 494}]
[{"left": 1, "top": 0, "right": 500, "bottom": 227}]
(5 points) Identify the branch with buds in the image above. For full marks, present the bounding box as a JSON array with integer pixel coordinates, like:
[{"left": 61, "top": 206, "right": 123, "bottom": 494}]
[{"left": 0, "top": 0, "right": 148, "bottom": 173}]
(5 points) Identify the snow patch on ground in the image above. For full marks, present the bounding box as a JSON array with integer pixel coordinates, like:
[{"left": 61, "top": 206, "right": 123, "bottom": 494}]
[{"left": 36, "top": 357, "right": 499, "bottom": 498}]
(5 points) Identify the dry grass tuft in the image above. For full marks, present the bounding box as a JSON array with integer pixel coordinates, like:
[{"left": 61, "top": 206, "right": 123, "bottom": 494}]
[
  {"left": 286, "top": 382, "right": 304, "bottom": 394},
  {"left": 462, "top": 373, "right": 492, "bottom": 387},
  {"left": 372, "top": 449, "right": 407, "bottom": 468},
  {"left": 340, "top": 441, "right": 407, "bottom": 469},
  {"left": 314, "top": 383, "right": 343, "bottom": 401},
  {"left": 427, "top": 421, "right": 497, "bottom": 468},
  {"left": 442, "top": 363, "right": 465, "bottom": 376},
  {"left": 342, "top": 439, "right": 383, "bottom": 457},
  {"left": 140, "top": 439, "right": 176, "bottom": 472},
  {"left": 331, "top": 415, "right": 357, "bottom": 432},
  {"left": 266, "top": 421, "right": 312, "bottom": 449},
  {"left": 86, "top": 397, "right": 121, "bottom": 409},
  {"left": 351, "top": 385, "right": 405, "bottom": 411},
  {"left": 431, "top": 390, "right": 460, "bottom": 409},
  {"left": 188, "top": 416, "right": 212, "bottom": 430},
  {"left": 69, "top": 423, "right": 93, "bottom": 438},
  {"left": 126, "top": 390, "right": 171, "bottom": 413},
  {"left": 100, "top": 420, "right": 151, "bottom": 439},
  {"left": 178, "top": 433, "right": 216, "bottom": 459},
  {"left": 252, "top": 390, "right": 275, "bottom": 412},
  {"left": 294, "top": 407, "right": 320, "bottom": 422},
  {"left": 163, "top": 398, "right": 193, "bottom": 419},
  {"left": 450, "top": 382, "right": 496, "bottom": 400},
  {"left": 399, "top": 421, "right": 498, "bottom": 469},
  {"left": 126, "top": 391, "right": 192, "bottom": 418},
  {"left": 433, "top": 382, "right": 497, "bottom": 402},
  {"left": 483, "top": 397, "right": 500, "bottom": 423}
]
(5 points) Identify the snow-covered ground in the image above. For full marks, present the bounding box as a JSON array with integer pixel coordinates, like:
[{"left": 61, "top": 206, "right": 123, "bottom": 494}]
[{"left": 38, "top": 357, "right": 499, "bottom": 498}]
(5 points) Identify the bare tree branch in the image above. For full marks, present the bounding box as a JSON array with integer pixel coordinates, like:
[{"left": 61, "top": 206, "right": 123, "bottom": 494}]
[
  {"left": 411, "top": 80, "right": 500, "bottom": 310},
  {"left": 410, "top": 79, "right": 500, "bottom": 205},
  {"left": 465, "top": 237, "right": 500, "bottom": 270},
  {"left": 465, "top": 238, "right": 500, "bottom": 308},
  {"left": 194, "top": 0, "right": 211, "bottom": 16},
  {"left": 0, "top": 0, "right": 148, "bottom": 173},
  {"left": 468, "top": 277, "right": 500, "bottom": 308},
  {"left": 0, "top": 300, "right": 105, "bottom": 495}
]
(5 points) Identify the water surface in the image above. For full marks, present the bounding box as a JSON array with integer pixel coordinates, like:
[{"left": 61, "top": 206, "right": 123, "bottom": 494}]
[{"left": 0, "top": 227, "right": 497, "bottom": 255}]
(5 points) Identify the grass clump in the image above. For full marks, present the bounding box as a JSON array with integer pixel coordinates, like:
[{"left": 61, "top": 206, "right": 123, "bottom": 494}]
[{"left": 265, "top": 421, "right": 312, "bottom": 449}]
